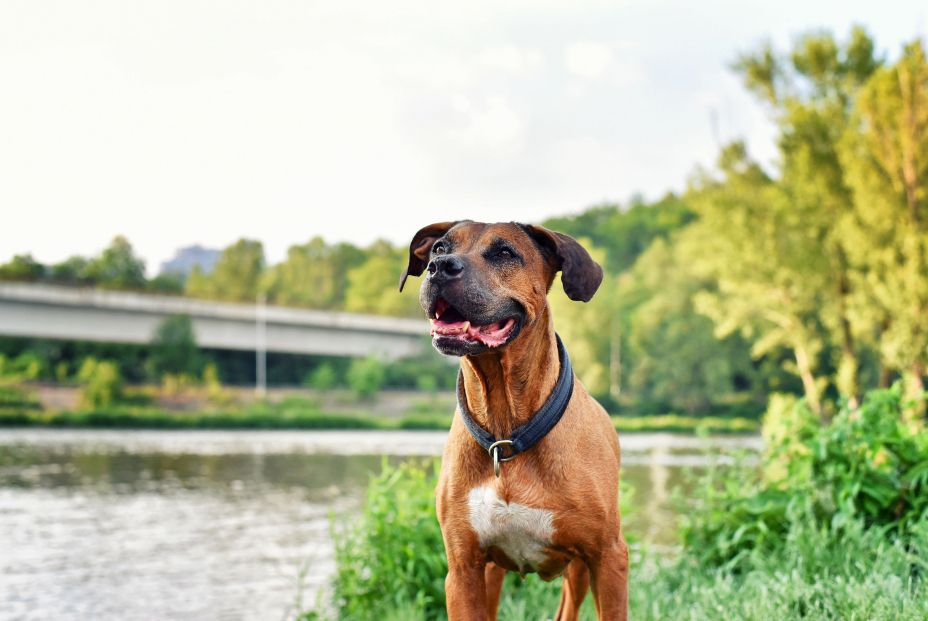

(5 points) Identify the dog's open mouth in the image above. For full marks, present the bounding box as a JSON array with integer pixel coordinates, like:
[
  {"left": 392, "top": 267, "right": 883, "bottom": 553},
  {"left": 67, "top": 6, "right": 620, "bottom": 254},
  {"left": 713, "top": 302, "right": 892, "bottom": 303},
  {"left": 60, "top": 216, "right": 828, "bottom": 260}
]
[{"left": 429, "top": 298, "right": 518, "bottom": 348}]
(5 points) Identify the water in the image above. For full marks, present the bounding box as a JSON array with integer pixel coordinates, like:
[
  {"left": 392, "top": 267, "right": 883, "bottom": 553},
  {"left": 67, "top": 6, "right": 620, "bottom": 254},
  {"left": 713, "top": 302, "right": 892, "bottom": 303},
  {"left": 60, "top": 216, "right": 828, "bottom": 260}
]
[{"left": 0, "top": 429, "right": 760, "bottom": 621}]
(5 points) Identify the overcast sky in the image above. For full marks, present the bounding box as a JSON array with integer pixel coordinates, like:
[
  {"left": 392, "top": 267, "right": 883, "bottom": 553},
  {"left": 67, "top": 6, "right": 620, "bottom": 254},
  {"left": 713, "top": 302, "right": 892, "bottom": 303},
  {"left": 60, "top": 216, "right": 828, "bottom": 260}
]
[{"left": 1, "top": 0, "right": 925, "bottom": 272}]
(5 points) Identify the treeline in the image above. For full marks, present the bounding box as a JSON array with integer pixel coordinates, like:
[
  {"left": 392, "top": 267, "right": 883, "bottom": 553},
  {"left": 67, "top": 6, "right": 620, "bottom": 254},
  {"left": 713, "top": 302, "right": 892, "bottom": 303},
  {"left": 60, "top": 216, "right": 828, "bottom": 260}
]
[
  {"left": 2, "top": 28, "right": 926, "bottom": 418},
  {"left": 552, "top": 28, "right": 928, "bottom": 418}
]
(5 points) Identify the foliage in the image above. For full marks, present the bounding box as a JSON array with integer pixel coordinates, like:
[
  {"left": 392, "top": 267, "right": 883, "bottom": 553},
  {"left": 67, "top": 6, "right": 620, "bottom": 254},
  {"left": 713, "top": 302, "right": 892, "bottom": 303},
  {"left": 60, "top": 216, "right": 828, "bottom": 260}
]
[
  {"left": 77, "top": 358, "right": 124, "bottom": 409},
  {"left": 543, "top": 193, "right": 695, "bottom": 275},
  {"left": 186, "top": 238, "right": 265, "bottom": 302},
  {"left": 148, "top": 314, "right": 201, "bottom": 379},
  {"left": 306, "top": 363, "right": 339, "bottom": 391},
  {"left": 0, "top": 254, "right": 45, "bottom": 281},
  {"left": 319, "top": 461, "right": 447, "bottom": 620},
  {"left": 343, "top": 240, "right": 422, "bottom": 317},
  {"left": 839, "top": 40, "right": 928, "bottom": 409},
  {"left": 263, "top": 238, "right": 365, "bottom": 309},
  {"left": 347, "top": 356, "right": 386, "bottom": 399},
  {"left": 82, "top": 236, "right": 148, "bottom": 290},
  {"left": 681, "top": 386, "right": 928, "bottom": 568},
  {"left": 629, "top": 519, "right": 928, "bottom": 621}
]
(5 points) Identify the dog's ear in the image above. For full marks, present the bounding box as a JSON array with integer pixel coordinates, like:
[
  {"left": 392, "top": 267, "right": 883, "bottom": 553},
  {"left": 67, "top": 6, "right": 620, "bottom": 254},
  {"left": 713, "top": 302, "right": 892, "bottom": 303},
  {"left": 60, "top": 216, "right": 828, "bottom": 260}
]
[
  {"left": 522, "top": 224, "right": 603, "bottom": 302},
  {"left": 399, "top": 221, "right": 460, "bottom": 292}
]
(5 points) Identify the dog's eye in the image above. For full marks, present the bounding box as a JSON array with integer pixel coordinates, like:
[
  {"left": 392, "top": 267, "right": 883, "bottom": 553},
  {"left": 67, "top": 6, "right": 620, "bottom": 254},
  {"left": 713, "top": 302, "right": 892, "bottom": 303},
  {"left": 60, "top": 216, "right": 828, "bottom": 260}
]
[
  {"left": 497, "top": 247, "right": 514, "bottom": 259},
  {"left": 432, "top": 243, "right": 447, "bottom": 255}
]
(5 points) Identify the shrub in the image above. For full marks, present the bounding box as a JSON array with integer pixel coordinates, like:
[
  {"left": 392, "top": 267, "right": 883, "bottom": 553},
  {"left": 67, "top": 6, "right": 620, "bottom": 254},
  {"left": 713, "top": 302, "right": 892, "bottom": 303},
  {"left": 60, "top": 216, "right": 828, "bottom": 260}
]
[
  {"left": 306, "top": 363, "right": 339, "bottom": 391},
  {"left": 77, "top": 358, "right": 124, "bottom": 409},
  {"left": 347, "top": 356, "right": 385, "bottom": 400},
  {"left": 681, "top": 385, "right": 928, "bottom": 567},
  {"left": 148, "top": 314, "right": 201, "bottom": 379}
]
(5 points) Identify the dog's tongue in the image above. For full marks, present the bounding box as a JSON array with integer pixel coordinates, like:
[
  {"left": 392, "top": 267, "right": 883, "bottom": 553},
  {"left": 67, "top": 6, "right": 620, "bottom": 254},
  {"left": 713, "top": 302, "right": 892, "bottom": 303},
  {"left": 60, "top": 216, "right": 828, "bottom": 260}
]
[{"left": 430, "top": 317, "right": 515, "bottom": 347}]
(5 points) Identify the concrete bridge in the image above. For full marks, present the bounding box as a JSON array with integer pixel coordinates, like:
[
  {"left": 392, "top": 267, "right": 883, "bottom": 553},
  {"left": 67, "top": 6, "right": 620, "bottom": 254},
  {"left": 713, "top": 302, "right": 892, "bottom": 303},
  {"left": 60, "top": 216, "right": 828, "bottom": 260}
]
[{"left": 0, "top": 282, "right": 428, "bottom": 359}]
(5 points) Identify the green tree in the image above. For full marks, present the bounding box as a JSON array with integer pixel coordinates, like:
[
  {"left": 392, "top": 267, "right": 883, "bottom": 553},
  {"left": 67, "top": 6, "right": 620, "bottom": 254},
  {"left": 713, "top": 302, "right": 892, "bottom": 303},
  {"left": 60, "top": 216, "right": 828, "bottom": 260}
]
[
  {"left": 77, "top": 357, "right": 124, "bottom": 408},
  {"left": 734, "top": 26, "right": 882, "bottom": 404},
  {"left": 49, "top": 256, "right": 91, "bottom": 285},
  {"left": 347, "top": 355, "right": 386, "bottom": 399},
  {"left": 345, "top": 240, "right": 421, "bottom": 317},
  {"left": 83, "top": 236, "right": 147, "bottom": 290},
  {"left": 262, "top": 237, "right": 364, "bottom": 309},
  {"left": 186, "top": 238, "right": 265, "bottom": 302},
  {"left": 0, "top": 254, "right": 45, "bottom": 281},
  {"left": 840, "top": 40, "right": 928, "bottom": 413},
  {"left": 544, "top": 194, "right": 695, "bottom": 275},
  {"left": 148, "top": 315, "right": 201, "bottom": 379},
  {"left": 619, "top": 237, "right": 756, "bottom": 414},
  {"left": 686, "top": 143, "right": 830, "bottom": 414},
  {"left": 306, "top": 362, "right": 339, "bottom": 391}
]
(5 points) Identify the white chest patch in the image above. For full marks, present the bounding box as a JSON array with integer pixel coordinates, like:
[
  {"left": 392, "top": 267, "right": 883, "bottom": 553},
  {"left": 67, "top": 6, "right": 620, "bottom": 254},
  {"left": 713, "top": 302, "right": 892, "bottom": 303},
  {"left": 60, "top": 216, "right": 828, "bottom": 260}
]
[{"left": 467, "top": 485, "right": 555, "bottom": 571}]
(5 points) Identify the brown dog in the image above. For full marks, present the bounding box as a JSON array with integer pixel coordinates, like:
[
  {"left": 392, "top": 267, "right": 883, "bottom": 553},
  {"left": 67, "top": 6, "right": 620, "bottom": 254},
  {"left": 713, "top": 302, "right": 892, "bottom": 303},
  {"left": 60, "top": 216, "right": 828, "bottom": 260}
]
[{"left": 400, "top": 221, "right": 629, "bottom": 620}]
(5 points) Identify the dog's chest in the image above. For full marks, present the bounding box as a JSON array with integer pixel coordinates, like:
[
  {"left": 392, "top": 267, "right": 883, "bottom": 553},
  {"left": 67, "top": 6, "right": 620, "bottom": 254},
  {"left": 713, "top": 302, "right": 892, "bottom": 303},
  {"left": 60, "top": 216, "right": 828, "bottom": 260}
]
[{"left": 467, "top": 485, "right": 555, "bottom": 571}]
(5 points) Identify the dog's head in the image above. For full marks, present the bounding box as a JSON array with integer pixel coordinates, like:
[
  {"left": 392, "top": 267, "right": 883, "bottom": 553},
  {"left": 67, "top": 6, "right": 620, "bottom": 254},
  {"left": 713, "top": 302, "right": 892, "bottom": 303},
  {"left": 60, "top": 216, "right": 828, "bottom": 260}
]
[{"left": 399, "top": 220, "right": 603, "bottom": 356}]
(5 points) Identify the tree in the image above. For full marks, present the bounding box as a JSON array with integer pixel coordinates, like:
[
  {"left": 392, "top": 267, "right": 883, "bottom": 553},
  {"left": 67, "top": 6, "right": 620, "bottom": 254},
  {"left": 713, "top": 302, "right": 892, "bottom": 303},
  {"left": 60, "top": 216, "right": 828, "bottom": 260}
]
[
  {"left": 148, "top": 315, "right": 201, "bottom": 379},
  {"left": 347, "top": 355, "right": 385, "bottom": 399},
  {"left": 618, "top": 237, "right": 757, "bottom": 414},
  {"left": 186, "top": 238, "right": 265, "bottom": 302},
  {"left": 686, "top": 143, "right": 830, "bottom": 414},
  {"left": 0, "top": 254, "right": 45, "bottom": 281},
  {"left": 77, "top": 357, "right": 124, "bottom": 408},
  {"left": 544, "top": 194, "right": 695, "bottom": 275},
  {"left": 345, "top": 240, "right": 421, "bottom": 317},
  {"left": 734, "top": 26, "right": 882, "bottom": 405},
  {"left": 49, "top": 256, "right": 91, "bottom": 286},
  {"left": 83, "top": 236, "right": 147, "bottom": 290},
  {"left": 262, "top": 237, "right": 364, "bottom": 309},
  {"left": 840, "top": 40, "right": 928, "bottom": 413}
]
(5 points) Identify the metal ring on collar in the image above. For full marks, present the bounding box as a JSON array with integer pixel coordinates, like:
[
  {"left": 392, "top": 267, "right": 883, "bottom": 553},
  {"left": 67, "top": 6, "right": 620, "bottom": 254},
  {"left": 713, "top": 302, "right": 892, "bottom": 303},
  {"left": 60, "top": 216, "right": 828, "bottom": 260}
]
[{"left": 488, "top": 439, "right": 515, "bottom": 477}]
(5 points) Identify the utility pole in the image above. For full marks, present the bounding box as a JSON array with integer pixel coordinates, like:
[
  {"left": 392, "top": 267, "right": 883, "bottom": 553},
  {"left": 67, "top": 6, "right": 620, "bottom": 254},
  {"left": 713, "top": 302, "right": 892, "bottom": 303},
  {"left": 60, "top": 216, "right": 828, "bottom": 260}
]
[{"left": 256, "top": 293, "right": 267, "bottom": 399}]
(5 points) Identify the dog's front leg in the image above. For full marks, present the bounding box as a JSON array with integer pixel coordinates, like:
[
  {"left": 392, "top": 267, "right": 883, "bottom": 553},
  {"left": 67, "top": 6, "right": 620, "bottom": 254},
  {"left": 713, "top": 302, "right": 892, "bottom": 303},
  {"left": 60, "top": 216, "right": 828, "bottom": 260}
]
[
  {"left": 590, "top": 535, "right": 629, "bottom": 621},
  {"left": 445, "top": 555, "right": 489, "bottom": 620}
]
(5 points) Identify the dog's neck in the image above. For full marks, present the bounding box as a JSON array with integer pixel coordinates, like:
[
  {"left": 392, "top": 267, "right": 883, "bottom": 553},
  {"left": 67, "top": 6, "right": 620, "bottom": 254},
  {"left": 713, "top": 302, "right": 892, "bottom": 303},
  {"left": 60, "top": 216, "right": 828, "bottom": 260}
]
[{"left": 459, "top": 306, "right": 561, "bottom": 440}]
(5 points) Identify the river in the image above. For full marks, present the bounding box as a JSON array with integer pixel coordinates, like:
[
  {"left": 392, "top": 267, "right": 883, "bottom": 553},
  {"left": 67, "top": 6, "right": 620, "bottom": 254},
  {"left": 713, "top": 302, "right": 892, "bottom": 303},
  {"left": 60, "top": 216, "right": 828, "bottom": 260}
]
[{"left": 0, "top": 429, "right": 760, "bottom": 620}]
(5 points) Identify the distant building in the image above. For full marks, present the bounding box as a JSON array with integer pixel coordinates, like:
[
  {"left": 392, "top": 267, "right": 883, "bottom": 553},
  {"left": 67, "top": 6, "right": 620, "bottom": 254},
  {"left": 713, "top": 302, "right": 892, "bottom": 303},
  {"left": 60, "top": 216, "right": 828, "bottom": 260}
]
[{"left": 160, "top": 245, "right": 221, "bottom": 277}]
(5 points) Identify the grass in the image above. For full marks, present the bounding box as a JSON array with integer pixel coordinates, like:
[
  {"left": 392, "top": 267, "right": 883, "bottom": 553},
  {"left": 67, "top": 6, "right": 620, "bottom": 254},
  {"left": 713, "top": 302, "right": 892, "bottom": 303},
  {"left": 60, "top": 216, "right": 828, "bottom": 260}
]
[
  {"left": 0, "top": 409, "right": 758, "bottom": 433},
  {"left": 0, "top": 389, "right": 759, "bottom": 433}
]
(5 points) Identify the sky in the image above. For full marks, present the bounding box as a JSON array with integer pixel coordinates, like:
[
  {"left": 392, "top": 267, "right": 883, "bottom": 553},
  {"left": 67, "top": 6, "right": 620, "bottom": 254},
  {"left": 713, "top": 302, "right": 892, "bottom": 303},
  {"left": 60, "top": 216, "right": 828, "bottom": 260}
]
[{"left": 1, "top": 0, "right": 925, "bottom": 273}]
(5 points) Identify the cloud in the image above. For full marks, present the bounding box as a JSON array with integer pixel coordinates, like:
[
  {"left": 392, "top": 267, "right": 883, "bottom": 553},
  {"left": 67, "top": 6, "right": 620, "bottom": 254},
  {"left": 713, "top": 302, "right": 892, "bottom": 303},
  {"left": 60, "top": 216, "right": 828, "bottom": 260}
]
[
  {"left": 478, "top": 45, "right": 544, "bottom": 74},
  {"left": 564, "top": 41, "right": 614, "bottom": 79},
  {"left": 448, "top": 96, "right": 526, "bottom": 152}
]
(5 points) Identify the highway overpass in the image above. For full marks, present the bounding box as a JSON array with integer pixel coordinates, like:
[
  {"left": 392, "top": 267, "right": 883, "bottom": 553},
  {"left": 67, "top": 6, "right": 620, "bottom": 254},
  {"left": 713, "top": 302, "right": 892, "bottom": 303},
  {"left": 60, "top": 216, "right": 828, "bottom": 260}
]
[{"left": 0, "top": 282, "right": 428, "bottom": 359}]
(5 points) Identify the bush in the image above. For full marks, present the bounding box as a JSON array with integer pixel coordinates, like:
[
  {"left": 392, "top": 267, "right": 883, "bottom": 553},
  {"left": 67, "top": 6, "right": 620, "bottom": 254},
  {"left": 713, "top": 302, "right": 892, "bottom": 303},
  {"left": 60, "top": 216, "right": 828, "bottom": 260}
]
[
  {"left": 347, "top": 356, "right": 385, "bottom": 400},
  {"left": 77, "top": 358, "right": 124, "bottom": 409},
  {"left": 306, "top": 363, "right": 339, "bottom": 391},
  {"left": 148, "top": 314, "right": 201, "bottom": 379},
  {"left": 681, "top": 385, "right": 928, "bottom": 567}
]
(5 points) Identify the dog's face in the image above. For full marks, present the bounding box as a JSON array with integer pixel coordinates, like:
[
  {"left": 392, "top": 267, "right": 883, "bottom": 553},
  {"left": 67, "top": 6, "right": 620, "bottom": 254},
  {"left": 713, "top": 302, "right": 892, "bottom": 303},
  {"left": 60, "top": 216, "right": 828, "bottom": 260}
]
[{"left": 399, "top": 221, "right": 603, "bottom": 356}]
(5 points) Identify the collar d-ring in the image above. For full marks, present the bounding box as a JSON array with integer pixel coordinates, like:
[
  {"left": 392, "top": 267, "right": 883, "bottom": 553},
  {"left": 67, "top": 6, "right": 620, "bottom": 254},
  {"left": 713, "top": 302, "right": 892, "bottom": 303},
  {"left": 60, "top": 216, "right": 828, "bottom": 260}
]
[{"left": 488, "top": 439, "right": 515, "bottom": 477}]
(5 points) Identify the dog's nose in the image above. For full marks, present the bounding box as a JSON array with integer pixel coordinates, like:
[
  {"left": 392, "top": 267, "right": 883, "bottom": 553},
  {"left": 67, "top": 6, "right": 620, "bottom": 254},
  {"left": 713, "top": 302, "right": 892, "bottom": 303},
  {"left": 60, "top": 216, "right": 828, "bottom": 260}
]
[{"left": 428, "top": 255, "right": 465, "bottom": 282}]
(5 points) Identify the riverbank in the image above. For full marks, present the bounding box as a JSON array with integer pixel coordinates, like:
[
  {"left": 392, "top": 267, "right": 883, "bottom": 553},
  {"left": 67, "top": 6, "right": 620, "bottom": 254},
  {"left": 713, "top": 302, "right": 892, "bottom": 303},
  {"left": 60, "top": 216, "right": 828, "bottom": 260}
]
[{"left": 0, "top": 406, "right": 759, "bottom": 434}]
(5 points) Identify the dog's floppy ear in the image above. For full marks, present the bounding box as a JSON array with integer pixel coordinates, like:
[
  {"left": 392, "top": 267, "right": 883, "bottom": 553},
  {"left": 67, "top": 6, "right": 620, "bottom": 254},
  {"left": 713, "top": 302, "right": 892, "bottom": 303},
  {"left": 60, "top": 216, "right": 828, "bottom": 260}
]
[
  {"left": 522, "top": 224, "right": 603, "bottom": 302},
  {"left": 399, "top": 221, "right": 460, "bottom": 292}
]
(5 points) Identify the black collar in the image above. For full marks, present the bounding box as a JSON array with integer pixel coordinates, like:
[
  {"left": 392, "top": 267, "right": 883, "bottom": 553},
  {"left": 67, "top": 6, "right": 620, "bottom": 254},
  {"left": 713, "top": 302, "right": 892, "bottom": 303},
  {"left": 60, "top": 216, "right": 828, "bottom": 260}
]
[{"left": 455, "top": 333, "right": 574, "bottom": 477}]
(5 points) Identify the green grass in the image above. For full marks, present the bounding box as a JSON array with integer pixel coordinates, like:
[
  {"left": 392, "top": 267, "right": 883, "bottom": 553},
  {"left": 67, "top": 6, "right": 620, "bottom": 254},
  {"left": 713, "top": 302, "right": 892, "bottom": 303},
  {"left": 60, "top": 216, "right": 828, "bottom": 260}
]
[{"left": 0, "top": 402, "right": 758, "bottom": 433}]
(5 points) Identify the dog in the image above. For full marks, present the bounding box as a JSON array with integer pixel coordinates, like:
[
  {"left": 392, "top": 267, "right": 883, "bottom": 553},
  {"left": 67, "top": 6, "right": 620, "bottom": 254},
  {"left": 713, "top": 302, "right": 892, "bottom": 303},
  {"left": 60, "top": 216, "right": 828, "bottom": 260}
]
[{"left": 399, "top": 220, "right": 629, "bottom": 620}]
